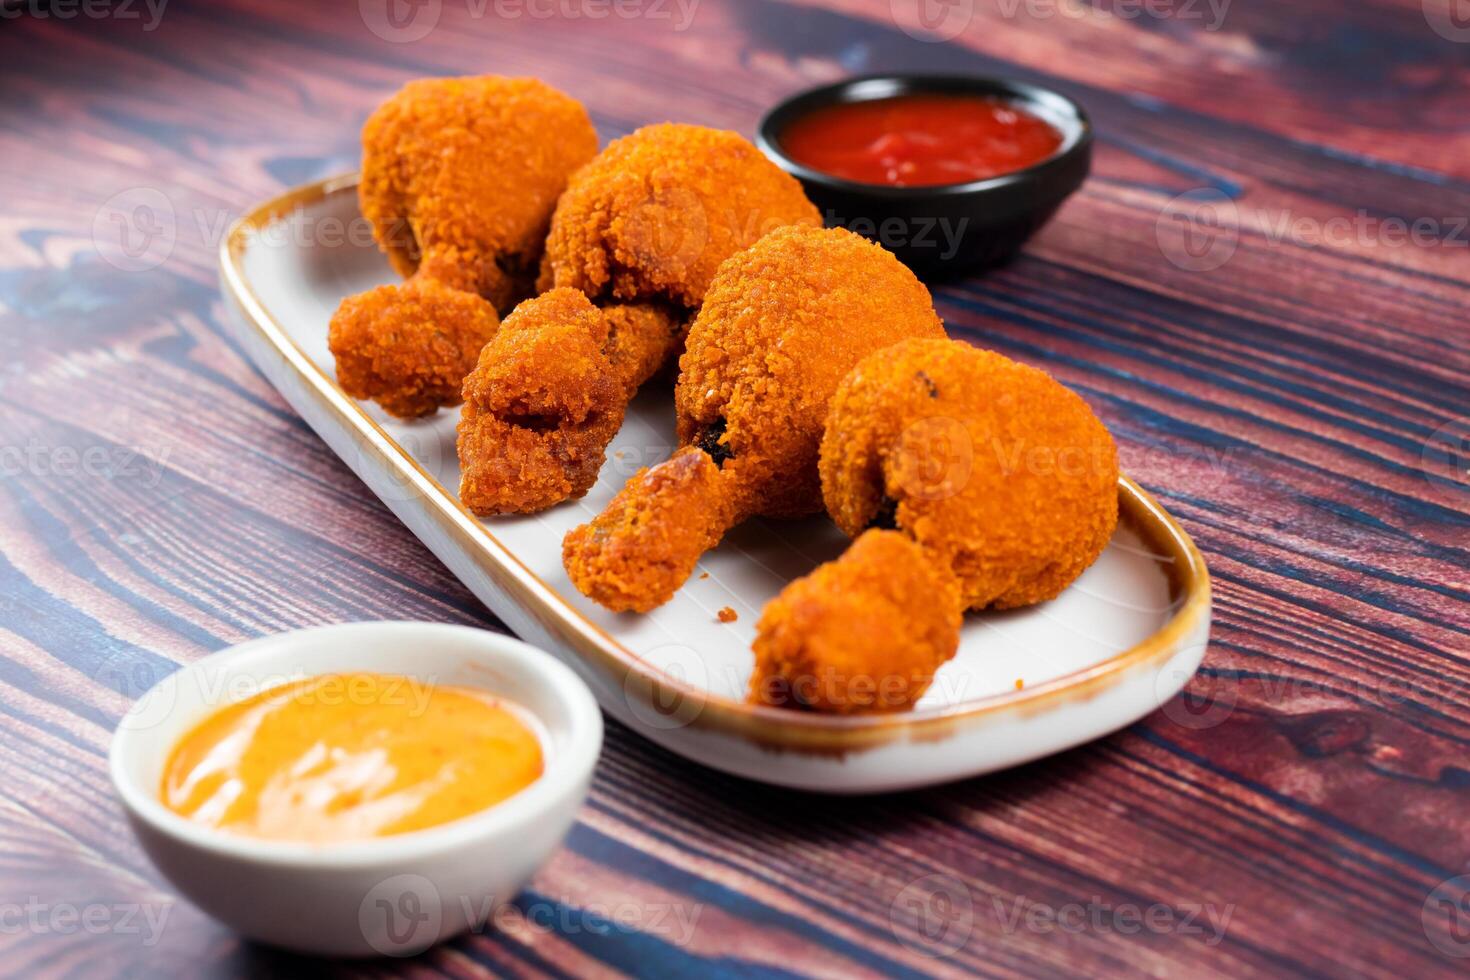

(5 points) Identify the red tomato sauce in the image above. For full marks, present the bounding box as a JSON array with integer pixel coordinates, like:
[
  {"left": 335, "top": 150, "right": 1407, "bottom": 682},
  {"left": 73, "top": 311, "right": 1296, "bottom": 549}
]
[{"left": 778, "top": 94, "right": 1064, "bottom": 187}]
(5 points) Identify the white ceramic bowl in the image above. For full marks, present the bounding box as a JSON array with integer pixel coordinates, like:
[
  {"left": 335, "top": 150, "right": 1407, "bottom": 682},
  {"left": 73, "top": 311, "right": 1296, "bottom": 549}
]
[{"left": 109, "top": 622, "right": 603, "bottom": 957}]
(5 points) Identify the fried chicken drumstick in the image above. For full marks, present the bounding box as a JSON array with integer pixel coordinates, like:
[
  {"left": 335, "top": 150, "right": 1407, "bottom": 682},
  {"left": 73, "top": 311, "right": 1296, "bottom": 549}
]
[
  {"left": 748, "top": 528, "right": 963, "bottom": 714},
  {"left": 750, "top": 338, "right": 1120, "bottom": 713},
  {"left": 562, "top": 225, "right": 947, "bottom": 612},
  {"left": 457, "top": 288, "right": 668, "bottom": 509},
  {"left": 457, "top": 124, "right": 820, "bottom": 514},
  {"left": 328, "top": 76, "right": 597, "bottom": 418}
]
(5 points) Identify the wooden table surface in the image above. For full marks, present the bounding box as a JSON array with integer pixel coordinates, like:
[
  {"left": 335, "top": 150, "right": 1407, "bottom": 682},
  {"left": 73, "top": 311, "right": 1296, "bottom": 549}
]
[{"left": 2, "top": 0, "right": 1468, "bottom": 976}]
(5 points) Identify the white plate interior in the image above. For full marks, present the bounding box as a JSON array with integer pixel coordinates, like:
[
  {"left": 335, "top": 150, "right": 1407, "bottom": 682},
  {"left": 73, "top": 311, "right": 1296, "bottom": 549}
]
[{"left": 240, "top": 190, "right": 1177, "bottom": 711}]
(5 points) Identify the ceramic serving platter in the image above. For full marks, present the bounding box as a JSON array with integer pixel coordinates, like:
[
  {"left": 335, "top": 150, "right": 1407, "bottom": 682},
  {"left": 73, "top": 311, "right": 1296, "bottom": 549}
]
[{"left": 218, "top": 175, "right": 1212, "bottom": 793}]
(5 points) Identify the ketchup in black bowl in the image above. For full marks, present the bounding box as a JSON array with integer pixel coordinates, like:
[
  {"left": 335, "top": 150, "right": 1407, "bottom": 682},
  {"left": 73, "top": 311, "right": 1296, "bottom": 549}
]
[
  {"left": 757, "top": 76, "right": 1091, "bottom": 277},
  {"left": 779, "top": 94, "right": 1064, "bottom": 188}
]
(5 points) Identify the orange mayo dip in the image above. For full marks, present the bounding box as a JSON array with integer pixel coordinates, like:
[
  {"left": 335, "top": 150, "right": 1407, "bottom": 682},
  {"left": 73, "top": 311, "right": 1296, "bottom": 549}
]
[{"left": 161, "top": 673, "right": 543, "bottom": 843}]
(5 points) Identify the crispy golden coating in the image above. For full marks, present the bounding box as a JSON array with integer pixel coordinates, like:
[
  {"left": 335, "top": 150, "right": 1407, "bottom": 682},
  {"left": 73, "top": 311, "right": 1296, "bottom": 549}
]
[
  {"left": 749, "top": 530, "right": 961, "bottom": 714},
  {"left": 821, "top": 338, "right": 1119, "bottom": 610},
  {"left": 538, "top": 123, "right": 821, "bottom": 307},
  {"left": 562, "top": 448, "right": 734, "bottom": 612},
  {"left": 563, "top": 225, "right": 946, "bottom": 612},
  {"left": 458, "top": 289, "right": 625, "bottom": 514},
  {"left": 457, "top": 124, "right": 819, "bottom": 513},
  {"left": 674, "top": 225, "right": 947, "bottom": 521},
  {"left": 602, "top": 302, "right": 684, "bottom": 395},
  {"left": 455, "top": 294, "right": 687, "bottom": 516},
  {"left": 328, "top": 279, "right": 499, "bottom": 419},
  {"left": 332, "top": 76, "right": 596, "bottom": 419},
  {"left": 747, "top": 340, "right": 1117, "bottom": 714},
  {"left": 362, "top": 76, "right": 598, "bottom": 311}
]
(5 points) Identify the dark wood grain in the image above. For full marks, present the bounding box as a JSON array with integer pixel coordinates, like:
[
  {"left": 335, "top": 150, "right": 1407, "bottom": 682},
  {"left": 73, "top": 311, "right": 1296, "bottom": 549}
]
[{"left": 1, "top": 0, "right": 1467, "bottom": 976}]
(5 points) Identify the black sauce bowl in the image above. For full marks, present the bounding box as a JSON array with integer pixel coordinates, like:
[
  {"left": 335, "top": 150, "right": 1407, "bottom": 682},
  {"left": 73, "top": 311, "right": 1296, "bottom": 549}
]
[{"left": 756, "top": 74, "right": 1092, "bottom": 279}]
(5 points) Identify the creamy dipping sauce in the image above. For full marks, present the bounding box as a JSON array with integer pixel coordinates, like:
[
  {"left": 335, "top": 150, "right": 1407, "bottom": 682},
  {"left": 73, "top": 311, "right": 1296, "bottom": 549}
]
[{"left": 161, "top": 673, "right": 543, "bottom": 843}]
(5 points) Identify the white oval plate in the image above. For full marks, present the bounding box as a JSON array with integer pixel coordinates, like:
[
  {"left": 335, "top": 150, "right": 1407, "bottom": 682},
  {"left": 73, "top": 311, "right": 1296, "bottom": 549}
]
[{"left": 218, "top": 175, "right": 1212, "bottom": 794}]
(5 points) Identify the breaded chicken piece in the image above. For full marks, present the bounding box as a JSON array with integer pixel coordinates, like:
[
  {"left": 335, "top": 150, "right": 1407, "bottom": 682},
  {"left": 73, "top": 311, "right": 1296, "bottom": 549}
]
[
  {"left": 821, "top": 338, "right": 1119, "bottom": 610},
  {"left": 329, "top": 76, "right": 597, "bottom": 418},
  {"left": 559, "top": 447, "right": 735, "bottom": 611},
  {"left": 537, "top": 123, "right": 821, "bottom": 306},
  {"left": 457, "top": 123, "right": 821, "bottom": 512},
  {"left": 459, "top": 289, "right": 627, "bottom": 514},
  {"left": 748, "top": 339, "right": 1119, "bottom": 714},
  {"left": 362, "top": 76, "right": 598, "bottom": 311},
  {"left": 328, "top": 279, "right": 500, "bottom": 419},
  {"left": 562, "top": 226, "right": 946, "bottom": 612},
  {"left": 749, "top": 530, "right": 962, "bottom": 713},
  {"left": 456, "top": 296, "right": 684, "bottom": 515}
]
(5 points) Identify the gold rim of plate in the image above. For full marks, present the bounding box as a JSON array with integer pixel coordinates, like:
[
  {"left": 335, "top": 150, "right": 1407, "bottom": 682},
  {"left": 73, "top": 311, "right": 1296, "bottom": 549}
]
[{"left": 218, "top": 174, "right": 1212, "bottom": 754}]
